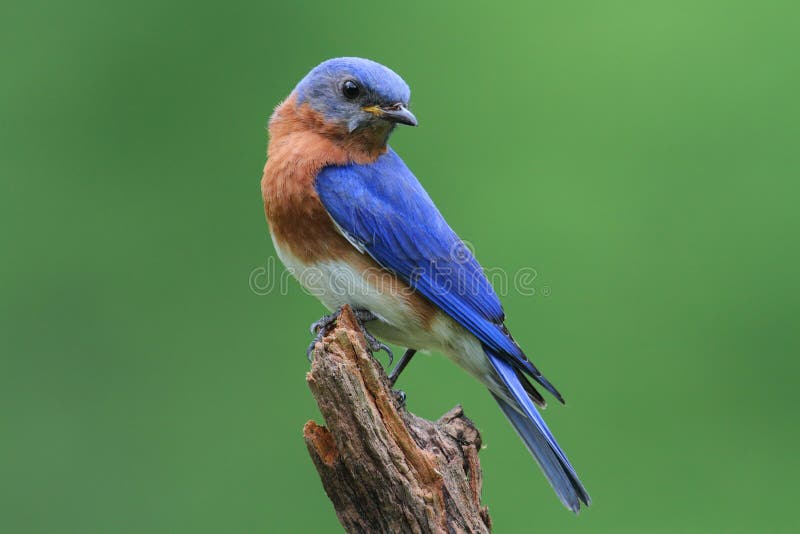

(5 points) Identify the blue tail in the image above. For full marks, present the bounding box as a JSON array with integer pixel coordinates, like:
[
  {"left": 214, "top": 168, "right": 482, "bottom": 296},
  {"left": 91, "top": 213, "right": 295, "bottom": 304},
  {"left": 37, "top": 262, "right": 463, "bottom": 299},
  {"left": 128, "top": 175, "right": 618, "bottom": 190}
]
[{"left": 486, "top": 348, "right": 591, "bottom": 513}]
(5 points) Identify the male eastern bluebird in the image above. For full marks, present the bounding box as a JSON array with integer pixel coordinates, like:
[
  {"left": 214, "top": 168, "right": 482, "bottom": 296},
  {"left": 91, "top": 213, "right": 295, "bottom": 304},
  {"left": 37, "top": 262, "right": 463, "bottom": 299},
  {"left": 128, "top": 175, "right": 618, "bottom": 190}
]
[{"left": 261, "top": 57, "right": 590, "bottom": 512}]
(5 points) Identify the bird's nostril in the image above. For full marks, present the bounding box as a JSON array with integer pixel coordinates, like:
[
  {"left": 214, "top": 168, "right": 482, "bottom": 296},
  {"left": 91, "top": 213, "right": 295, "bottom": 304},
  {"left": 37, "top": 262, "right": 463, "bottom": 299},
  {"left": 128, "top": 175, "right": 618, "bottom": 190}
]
[{"left": 386, "top": 103, "right": 403, "bottom": 111}]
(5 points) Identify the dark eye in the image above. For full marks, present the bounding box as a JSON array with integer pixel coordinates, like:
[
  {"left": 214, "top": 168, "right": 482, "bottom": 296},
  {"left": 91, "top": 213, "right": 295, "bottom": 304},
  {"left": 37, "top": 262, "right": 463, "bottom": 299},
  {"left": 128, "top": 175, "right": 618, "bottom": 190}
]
[{"left": 342, "top": 80, "right": 360, "bottom": 99}]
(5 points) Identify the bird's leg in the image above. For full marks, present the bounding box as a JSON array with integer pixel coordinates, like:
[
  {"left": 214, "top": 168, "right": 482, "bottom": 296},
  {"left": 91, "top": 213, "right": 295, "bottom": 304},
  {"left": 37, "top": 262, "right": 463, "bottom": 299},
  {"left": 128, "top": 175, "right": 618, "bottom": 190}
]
[
  {"left": 388, "top": 348, "right": 417, "bottom": 408},
  {"left": 350, "top": 308, "right": 393, "bottom": 364},
  {"left": 388, "top": 348, "right": 417, "bottom": 387}
]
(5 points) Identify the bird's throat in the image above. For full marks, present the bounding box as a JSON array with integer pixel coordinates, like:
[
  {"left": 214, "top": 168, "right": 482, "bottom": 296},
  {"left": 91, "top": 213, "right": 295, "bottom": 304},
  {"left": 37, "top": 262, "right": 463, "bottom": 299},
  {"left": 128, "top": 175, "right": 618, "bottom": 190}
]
[{"left": 269, "top": 93, "right": 389, "bottom": 162}]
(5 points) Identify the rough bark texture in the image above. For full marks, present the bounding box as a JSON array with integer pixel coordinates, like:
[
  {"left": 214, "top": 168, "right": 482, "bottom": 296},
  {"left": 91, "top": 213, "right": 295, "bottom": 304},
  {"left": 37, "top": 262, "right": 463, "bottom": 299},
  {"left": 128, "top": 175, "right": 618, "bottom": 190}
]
[{"left": 303, "top": 305, "right": 492, "bottom": 533}]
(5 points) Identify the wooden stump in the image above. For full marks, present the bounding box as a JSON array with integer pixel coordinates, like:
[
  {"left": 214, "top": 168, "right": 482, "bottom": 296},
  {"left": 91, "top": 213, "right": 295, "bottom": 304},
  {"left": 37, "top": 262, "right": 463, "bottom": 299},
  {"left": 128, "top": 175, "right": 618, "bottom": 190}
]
[{"left": 303, "top": 305, "right": 492, "bottom": 533}]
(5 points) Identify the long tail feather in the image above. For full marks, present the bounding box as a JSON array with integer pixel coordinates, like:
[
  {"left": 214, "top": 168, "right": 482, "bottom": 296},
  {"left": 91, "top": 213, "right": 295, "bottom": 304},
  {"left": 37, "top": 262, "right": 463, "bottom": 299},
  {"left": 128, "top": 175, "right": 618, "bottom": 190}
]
[{"left": 486, "top": 348, "right": 591, "bottom": 512}]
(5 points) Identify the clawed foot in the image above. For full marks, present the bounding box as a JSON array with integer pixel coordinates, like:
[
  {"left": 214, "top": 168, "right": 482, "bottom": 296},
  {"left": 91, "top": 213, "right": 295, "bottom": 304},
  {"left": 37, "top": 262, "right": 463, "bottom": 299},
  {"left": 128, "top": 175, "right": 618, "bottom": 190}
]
[
  {"left": 309, "top": 310, "right": 340, "bottom": 336},
  {"left": 393, "top": 389, "right": 407, "bottom": 407},
  {"left": 306, "top": 310, "right": 340, "bottom": 360},
  {"left": 305, "top": 307, "right": 393, "bottom": 363},
  {"left": 351, "top": 309, "right": 393, "bottom": 364}
]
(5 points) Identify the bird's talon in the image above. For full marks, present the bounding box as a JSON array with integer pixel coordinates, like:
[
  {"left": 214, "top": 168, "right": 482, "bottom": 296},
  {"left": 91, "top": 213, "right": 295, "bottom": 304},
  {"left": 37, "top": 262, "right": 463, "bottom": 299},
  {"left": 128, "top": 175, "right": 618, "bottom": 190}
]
[
  {"left": 306, "top": 309, "right": 345, "bottom": 360},
  {"left": 377, "top": 342, "right": 393, "bottom": 364},
  {"left": 394, "top": 389, "right": 407, "bottom": 407},
  {"left": 309, "top": 310, "right": 340, "bottom": 335},
  {"left": 358, "top": 323, "right": 393, "bottom": 362},
  {"left": 306, "top": 328, "right": 326, "bottom": 361}
]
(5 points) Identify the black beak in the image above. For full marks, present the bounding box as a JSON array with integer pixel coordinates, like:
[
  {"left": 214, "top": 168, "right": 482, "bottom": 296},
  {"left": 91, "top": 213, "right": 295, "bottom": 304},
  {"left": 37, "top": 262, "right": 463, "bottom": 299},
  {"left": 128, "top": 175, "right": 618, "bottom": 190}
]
[{"left": 380, "top": 103, "right": 418, "bottom": 126}]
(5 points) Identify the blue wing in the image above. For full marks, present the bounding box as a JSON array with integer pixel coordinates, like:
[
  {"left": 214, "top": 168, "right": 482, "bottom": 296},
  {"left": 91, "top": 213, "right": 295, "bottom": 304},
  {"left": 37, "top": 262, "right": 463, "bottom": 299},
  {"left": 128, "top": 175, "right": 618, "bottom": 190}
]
[{"left": 315, "top": 148, "right": 561, "bottom": 400}]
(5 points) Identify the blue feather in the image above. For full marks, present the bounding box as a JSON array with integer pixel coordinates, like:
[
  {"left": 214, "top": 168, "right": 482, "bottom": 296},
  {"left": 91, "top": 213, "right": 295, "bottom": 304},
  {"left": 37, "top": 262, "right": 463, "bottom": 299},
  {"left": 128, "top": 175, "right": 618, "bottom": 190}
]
[{"left": 487, "top": 349, "right": 591, "bottom": 512}]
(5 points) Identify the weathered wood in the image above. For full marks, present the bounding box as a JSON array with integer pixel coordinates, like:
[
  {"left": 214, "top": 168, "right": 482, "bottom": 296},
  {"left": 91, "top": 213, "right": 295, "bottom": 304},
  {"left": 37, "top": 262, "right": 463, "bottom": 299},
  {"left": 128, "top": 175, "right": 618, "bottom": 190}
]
[{"left": 303, "top": 305, "right": 492, "bottom": 533}]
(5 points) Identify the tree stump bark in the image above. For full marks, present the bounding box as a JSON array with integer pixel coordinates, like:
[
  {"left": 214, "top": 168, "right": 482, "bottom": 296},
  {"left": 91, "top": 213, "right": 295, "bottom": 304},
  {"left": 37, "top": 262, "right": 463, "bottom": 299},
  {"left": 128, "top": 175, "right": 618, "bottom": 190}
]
[{"left": 303, "top": 305, "right": 492, "bottom": 533}]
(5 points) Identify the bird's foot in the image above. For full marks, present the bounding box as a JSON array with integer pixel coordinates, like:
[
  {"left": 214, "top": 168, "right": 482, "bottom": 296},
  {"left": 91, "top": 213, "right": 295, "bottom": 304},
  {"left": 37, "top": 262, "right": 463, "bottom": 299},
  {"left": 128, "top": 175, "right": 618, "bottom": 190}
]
[
  {"left": 309, "top": 310, "right": 340, "bottom": 336},
  {"left": 393, "top": 389, "right": 407, "bottom": 408},
  {"left": 305, "top": 307, "right": 393, "bottom": 363},
  {"left": 305, "top": 332, "right": 324, "bottom": 361},
  {"left": 351, "top": 309, "right": 393, "bottom": 364},
  {"left": 306, "top": 309, "right": 343, "bottom": 361}
]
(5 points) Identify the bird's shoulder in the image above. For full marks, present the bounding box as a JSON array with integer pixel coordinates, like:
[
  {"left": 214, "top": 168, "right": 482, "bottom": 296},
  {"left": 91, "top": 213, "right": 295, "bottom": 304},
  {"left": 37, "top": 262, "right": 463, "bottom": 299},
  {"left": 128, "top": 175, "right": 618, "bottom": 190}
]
[{"left": 316, "top": 148, "right": 452, "bottom": 254}]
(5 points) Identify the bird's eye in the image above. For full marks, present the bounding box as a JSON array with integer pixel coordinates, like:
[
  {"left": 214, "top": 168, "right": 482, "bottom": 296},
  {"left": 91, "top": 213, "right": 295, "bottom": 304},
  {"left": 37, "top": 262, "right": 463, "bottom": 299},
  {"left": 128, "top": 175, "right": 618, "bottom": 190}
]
[{"left": 342, "top": 80, "right": 360, "bottom": 99}]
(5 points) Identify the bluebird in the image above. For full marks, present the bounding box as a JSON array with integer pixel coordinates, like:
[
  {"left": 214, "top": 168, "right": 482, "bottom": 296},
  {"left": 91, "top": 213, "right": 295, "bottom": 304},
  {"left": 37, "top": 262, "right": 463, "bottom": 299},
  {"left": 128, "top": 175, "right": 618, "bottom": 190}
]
[{"left": 261, "top": 57, "right": 590, "bottom": 512}]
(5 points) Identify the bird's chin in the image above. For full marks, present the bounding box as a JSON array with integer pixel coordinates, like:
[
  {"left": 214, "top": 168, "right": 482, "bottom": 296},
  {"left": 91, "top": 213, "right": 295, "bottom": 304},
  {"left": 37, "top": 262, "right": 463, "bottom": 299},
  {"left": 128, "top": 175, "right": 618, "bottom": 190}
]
[
  {"left": 349, "top": 118, "right": 395, "bottom": 148},
  {"left": 349, "top": 114, "right": 391, "bottom": 133}
]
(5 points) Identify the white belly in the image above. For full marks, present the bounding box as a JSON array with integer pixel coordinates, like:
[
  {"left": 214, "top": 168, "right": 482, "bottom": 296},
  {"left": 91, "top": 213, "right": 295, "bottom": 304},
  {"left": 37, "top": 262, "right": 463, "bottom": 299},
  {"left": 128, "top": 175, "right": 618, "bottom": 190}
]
[
  {"left": 272, "top": 236, "right": 430, "bottom": 343},
  {"left": 273, "top": 236, "right": 502, "bottom": 394}
]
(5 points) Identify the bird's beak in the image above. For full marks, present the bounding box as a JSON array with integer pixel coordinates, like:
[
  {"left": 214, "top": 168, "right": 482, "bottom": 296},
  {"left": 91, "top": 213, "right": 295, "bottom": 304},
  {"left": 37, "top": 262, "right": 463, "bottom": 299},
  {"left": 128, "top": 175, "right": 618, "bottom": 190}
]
[{"left": 363, "top": 103, "right": 418, "bottom": 126}]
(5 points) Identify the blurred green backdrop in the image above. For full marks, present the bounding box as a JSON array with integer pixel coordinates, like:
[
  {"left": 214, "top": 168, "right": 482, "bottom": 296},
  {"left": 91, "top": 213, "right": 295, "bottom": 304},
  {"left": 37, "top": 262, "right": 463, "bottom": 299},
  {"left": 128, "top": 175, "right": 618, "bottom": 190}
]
[{"left": 2, "top": 1, "right": 799, "bottom": 532}]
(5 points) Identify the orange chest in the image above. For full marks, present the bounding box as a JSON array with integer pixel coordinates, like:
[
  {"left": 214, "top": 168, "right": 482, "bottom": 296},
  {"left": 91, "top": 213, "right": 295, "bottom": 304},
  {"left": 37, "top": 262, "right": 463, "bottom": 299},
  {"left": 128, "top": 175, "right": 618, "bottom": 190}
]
[
  {"left": 261, "top": 153, "right": 350, "bottom": 265},
  {"left": 261, "top": 96, "right": 386, "bottom": 265}
]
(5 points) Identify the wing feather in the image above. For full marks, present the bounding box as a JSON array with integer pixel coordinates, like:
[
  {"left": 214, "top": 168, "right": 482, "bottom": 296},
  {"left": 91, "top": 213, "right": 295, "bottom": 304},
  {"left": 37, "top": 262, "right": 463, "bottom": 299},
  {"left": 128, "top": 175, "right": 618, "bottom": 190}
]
[{"left": 315, "top": 148, "right": 561, "bottom": 400}]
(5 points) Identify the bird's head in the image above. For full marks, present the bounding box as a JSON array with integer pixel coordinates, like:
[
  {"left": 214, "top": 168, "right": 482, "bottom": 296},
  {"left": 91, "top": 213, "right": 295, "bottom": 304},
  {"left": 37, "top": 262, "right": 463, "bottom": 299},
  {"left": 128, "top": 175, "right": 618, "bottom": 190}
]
[{"left": 293, "top": 57, "right": 416, "bottom": 145}]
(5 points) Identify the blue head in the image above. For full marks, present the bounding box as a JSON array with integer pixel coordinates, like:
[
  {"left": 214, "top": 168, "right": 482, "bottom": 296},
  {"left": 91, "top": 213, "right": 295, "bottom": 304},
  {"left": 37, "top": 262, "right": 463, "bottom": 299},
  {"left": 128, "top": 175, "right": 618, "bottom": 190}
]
[{"left": 295, "top": 57, "right": 417, "bottom": 136}]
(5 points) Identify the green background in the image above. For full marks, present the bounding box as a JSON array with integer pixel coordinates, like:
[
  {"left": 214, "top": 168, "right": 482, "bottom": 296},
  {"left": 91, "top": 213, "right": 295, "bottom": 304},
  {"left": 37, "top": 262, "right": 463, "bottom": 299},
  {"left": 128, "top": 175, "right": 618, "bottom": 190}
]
[{"left": 3, "top": 1, "right": 799, "bottom": 532}]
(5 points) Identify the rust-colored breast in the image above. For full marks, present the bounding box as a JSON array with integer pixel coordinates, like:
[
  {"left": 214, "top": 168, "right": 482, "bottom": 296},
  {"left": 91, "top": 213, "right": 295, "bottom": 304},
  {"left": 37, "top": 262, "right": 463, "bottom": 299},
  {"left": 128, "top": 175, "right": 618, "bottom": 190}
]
[
  {"left": 261, "top": 94, "right": 374, "bottom": 264},
  {"left": 261, "top": 94, "right": 438, "bottom": 326}
]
